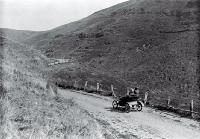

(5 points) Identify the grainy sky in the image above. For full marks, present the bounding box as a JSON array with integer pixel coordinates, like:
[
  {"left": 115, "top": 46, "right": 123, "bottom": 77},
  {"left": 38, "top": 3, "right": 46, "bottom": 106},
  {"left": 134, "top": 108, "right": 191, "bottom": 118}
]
[{"left": 0, "top": 0, "right": 127, "bottom": 31}]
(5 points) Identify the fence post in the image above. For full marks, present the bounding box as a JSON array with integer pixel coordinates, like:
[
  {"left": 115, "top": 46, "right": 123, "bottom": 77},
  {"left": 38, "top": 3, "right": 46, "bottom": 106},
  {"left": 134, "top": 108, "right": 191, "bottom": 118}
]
[
  {"left": 127, "top": 87, "right": 129, "bottom": 95},
  {"left": 190, "top": 100, "right": 194, "bottom": 118},
  {"left": 111, "top": 84, "right": 114, "bottom": 92},
  {"left": 74, "top": 80, "right": 77, "bottom": 89},
  {"left": 167, "top": 96, "right": 170, "bottom": 107},
  {"left": 144, "top": 92, "right": 148, "bottom": 105},
  {"left": 84, "top": 81, "right": 88, "bottom": 90},
  {"left": 97, "top": 83, "right": 100, "bottom": 92},
  {"left": 111, "top": 84, "right": 116, "bottom": 97}
]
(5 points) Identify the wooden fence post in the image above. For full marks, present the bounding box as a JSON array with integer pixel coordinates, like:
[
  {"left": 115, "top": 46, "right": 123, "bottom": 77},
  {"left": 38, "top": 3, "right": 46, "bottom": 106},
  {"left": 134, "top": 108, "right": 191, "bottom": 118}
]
[
  {"left": 74, "top": 80, "right": 77, "bottom": 89},
  {"left": 84, "top": 81, "right": 88, "bottom": 90},
  {"left": 167, "top": 96, "right": 170, "bottom": 107},
  {"left": 144, "top": 92, "right": 148, "bottom": 105},
  {"left": 127, "top": 87, "right": 129, "bottom": 95},
  {"left": 97, "top": 83, "right": 100, "bottom": 92},
  {"left": 111, "top": 84, "right": 114, "bottom": 92},
  {"left": 190, "top": 100, "right": 194, "bottom": 117},
  {"left": 111, "top": 84, "right": 116, "bottom": 97}
]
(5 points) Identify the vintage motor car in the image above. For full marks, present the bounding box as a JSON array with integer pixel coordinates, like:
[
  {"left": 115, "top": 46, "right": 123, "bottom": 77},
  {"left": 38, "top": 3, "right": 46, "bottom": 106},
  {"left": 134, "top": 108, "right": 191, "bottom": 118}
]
[{"left": 112, "top": 95, "right": 144, "bottom": 112}]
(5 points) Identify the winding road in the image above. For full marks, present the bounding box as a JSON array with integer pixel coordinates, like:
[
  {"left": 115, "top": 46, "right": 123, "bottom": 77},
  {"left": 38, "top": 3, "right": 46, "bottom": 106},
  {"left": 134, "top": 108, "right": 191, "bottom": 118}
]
[{"left": 59, "top": 89, "right": 200, "bottom": 139}]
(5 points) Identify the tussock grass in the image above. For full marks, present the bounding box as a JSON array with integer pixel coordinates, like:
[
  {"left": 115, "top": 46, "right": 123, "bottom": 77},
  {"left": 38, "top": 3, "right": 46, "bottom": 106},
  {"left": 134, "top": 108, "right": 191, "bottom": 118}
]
[{"left": 1, "top": 39, "right": 103, "bottom": 139}]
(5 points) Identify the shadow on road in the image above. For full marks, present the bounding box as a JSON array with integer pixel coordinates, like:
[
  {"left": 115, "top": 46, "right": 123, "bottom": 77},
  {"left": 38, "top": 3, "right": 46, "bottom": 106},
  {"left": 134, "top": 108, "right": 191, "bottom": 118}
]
[
  {"left": 105, "top": 107, "right": 129, "bottom": 113},
  {"left": 105, "top": 107, "right": 125, "bottom": 113},
  {"left": 105, "top": 107, "right": 139, "bottom": 113}
]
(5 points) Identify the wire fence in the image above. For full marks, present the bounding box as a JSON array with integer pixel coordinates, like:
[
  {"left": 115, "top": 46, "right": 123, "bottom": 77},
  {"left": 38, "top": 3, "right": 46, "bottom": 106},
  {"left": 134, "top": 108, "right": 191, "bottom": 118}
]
[{"left": 55, "top": 79, "right": 200, "bottom": 118}]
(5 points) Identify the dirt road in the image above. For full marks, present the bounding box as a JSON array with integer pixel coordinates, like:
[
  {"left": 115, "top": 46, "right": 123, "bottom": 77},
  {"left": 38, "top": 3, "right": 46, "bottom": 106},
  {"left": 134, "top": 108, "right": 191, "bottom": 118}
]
[{"left": 59, "top": 89, "right": 200, "bottom": 139}]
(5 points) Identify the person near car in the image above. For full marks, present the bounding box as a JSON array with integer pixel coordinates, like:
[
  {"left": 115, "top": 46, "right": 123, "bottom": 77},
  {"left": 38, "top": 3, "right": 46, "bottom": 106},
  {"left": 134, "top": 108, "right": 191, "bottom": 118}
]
[{"left": 129, "top": 87, "right": 139, "bottom": 101}]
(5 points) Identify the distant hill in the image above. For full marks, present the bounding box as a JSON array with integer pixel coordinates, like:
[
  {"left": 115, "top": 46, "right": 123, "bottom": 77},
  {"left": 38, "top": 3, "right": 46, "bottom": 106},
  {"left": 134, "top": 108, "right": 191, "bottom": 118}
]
[
  {"left": 23, "top": 0, "right": 199, "bottom": 111},
  {"left": 0, "top": 29, "right": 39, "bottom": 89},
  {"left": 0, "top": 28, "right": 42, "bottom": 43}
]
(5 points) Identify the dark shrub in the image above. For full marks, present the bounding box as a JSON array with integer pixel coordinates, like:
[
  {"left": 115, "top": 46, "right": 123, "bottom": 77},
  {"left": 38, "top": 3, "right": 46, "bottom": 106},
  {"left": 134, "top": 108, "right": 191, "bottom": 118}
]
[
  {"left": 95, "top": 32, "right": 104, "bottom": 38},
  {"left": 175, "top": 10, "right": 182, "bottom": 18},
  {"left": 186, "top": 1, "right": 200, "bottom": 8},
  {"left": 140, "top": 8, "right": 145, "bottom": 14},
  {"left": 54, "top": 34, "right": 64, "bottom": 38},
  {"left": 78, "top": 33, "right": 88, "bottom": 40}
]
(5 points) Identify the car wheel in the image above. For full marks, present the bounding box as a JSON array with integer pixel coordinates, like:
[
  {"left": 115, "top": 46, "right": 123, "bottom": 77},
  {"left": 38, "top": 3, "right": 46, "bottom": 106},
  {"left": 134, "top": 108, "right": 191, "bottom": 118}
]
[
  {"left": 112, "top": 100, "right": 118, "bottom": 109},
  {"left": 137, "top": 103, "right": 142, "bottom": 111}
]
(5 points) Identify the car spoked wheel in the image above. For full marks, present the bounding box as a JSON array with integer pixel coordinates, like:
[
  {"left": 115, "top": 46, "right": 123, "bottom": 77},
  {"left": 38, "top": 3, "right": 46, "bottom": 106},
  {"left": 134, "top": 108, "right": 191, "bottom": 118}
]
[
  {"left": 137, "top": 103, "right": 142, "bottom": 111},
  {"left": 112, "top": 100, "right": 118, "bottom": 109},
  {"left": 125, "top": 103, "right": 130, "bottom": 113}
]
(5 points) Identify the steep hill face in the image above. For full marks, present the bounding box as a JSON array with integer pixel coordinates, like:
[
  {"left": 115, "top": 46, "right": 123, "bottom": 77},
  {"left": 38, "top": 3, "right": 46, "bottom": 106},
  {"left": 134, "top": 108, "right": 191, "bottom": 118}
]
[
  {"left": 0, "top": 35, "right": 103, "bottom": 138},
  {"left": 25, "top": 0, "right": 199, "bottom": 111},
  {"left": 0, "top": 28, "right": 41, "bottom": 43},
  {"left": 0, "top": 36, "right": 6, "bottom": 99}
]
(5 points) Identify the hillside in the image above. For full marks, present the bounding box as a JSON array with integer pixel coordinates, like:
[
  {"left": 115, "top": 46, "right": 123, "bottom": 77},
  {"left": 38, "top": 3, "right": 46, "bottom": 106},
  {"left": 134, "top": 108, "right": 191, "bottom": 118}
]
[
  {"left": 1, "top": 34, "right": 199, "bottom": 138},
  {"left": 0, "top": 35, "right": 104, "bottom": 138},
  {"left": 24, "top": 0, "right": 199, "bottom": 111},
  {"left": 0, "top": 28, "right": 42, "bottom": 43},
  {"left": 0, "top": 36, "right": 5, "bottom": 99}
]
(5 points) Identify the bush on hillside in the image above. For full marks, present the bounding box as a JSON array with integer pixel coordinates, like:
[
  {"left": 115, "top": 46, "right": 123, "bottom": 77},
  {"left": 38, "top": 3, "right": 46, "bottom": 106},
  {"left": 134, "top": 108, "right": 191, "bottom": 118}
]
[{"left": 186, "top": 1, "right": 200, "bottom": 8}]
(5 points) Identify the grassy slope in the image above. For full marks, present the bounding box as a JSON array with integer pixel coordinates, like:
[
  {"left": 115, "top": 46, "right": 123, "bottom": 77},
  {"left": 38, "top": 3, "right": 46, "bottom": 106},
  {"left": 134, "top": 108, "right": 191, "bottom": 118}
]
[
  {"left": 0, "top": 28, "right": 42, "bottom": 44},
  {"left": 25, "top": 0, "right": 199, "bottom": 111},
  {"left": 0, "top": 36, "right": 103, "bottom": 139}
]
